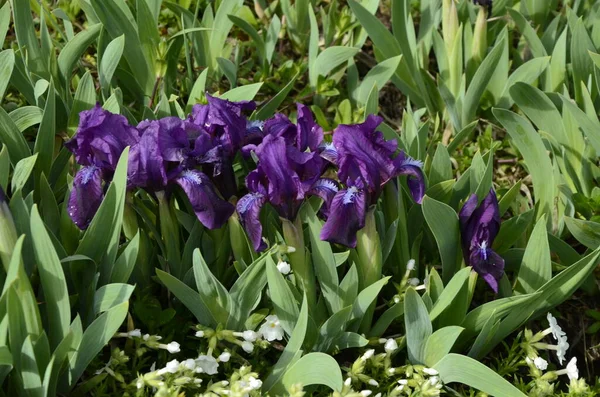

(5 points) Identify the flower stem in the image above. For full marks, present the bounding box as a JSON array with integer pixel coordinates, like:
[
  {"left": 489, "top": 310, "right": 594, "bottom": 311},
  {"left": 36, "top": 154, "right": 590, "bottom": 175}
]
[{"left": 282, "top": 217, "right": 316, "bottom": 308}]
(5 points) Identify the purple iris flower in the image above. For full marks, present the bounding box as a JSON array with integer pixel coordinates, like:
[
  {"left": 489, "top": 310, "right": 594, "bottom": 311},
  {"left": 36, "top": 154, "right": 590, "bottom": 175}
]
[
  {"left": 236, "top": 134, "right": 337, "bottom": 251},
  {"left": 261, "top": 103, "right": 324, "bottom": 152},
  {"left": 65, "top": 104, "right": 140, "bottom": 229},
  {"left": 459, "top": 190, "right": 504, "bottom": 293},
  {"left": 188, "top": 95, "right": 257, "bottom": 198},
  {"left": 320, "top": 115, "right": 426, "bottom": 248},
  {"left": 128, "top": 117, "right": 235, "bottom": 230}
]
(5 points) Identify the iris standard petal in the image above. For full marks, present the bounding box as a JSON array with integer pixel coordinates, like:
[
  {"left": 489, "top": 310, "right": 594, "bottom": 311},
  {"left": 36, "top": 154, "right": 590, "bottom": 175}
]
[
  {"left": 320, "top": 187, "right": 367, "bottom": 248},
  {"left": 128, "top": 121, "right": 169, "bottom": 190},
  {"left": 394, "top": 154, "right": 426, "bottom": 204},
  {"left": 469, "top": 247, "right": 504, "bottom": 293},
  {"left": 296, "top": 103, "right": 323, "bottom": 151},
  {"left": 175, "top": 169, "right": 235, "bottom": 230},
  {"left": 68, "top": 166, "right": 104, "bottom": 230},
  {"left": 308, "top": 178, "right": 339, "bottom": 217},
  {"left": 66, "top": 103, "right": 139, "bottom": 171},
  {"left": 237, "top": 192, "right": 267, "bottom": 252}
]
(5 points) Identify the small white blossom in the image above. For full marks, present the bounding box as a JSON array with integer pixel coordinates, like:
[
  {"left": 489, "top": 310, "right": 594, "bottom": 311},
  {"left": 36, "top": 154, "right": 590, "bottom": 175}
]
[
  {"left": 128, "top": 329, "right": 142, "bottom": 338},
  {"left": 566, "top": 357, "right": 579, "bottom": 380},
  {"left": 384, "top": 338, "right": 398, "bottom": 353},
  {"left": 344, "top": 377, "right": 352, "bottom": 387},
  {"left": 361, "top": 349, "right": 375, "bottom": 361},
  {"left": 143, "top": 334, "right": 150, "bottom": 341},
  {"left": 276, "top": 260, "right": 291, "bottom": 275},
  {"left": 259, "top": 315, "right": 284, "bottom": 341},
  {"left": 158, "top": 359, "right": 180, "bottom": 375},
  {"left": 409, "top": 277, "right": 420, "bottom": 286},
  {"left": 423, "top": 367, "right": 439, "bottom": 376},
  {"left": 547, "top": 313, "right": 566, "bottom": 340},
  {"left": 242, "top": 330, "right": 259, "bottom": 342},
  {"left": 248, "top": 376, "right": 262, "bottom": 389},
  {"left": 218, "top": 352, "right": 231, "bottom": 362},
  {"left": 360, "top": 391, "right": 373, "bottom": 396},
  {"left": 407, "top": 259, "right": 416, "bottom": 271},
  {"left": 388, "top": 368, "right": 396, "bottom": 375},
  {"left": 241, "top": 341, "right": 254, "bottom": 353},
  {"left": 368, "top": 379, "right": 379, "bottom": 386},
  {"left": 556, "top": 336, "right": 569, "bottom": 365},
  {"left": 533, "top": 356, "right": 548, "bottom": 371},
  {"left": 429, "top": 376, "right": 440, "bottom": 386},
  {"left": 183, "top": 359, "right": 196, "bottom": 370},
  {"left": 195, "top": 355, "right": 219, "bottom": 375},
  {"left": 195, "top": 330, "right": 205, "bottom": 338},
  {"left": 393, "top": 295, "right": 401, "bottom": 304},
  {"left": 136, "top": 378, "right": 144, "bottom": 389},
  {"left": 164, "top": 341, "right": 180, "bottom": 353},
  {"left": 397, "top": 379, "right": 408, "bottom": 385}
]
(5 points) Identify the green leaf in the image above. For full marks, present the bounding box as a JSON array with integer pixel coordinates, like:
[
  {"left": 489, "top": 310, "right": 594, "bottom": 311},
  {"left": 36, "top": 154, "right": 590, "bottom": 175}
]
[
  {"left": 10, "top": 106, "right": 43, "bottom": 132},
  {"left": 10, "top": 0, "right": 43, "bottom": 75},
  {"left": 370, "top": 301, "right": 404, "bottom": 337},
  {"left": 228, "top": 15, "right": 265, "bottom": 63},
  {"left": 493, "top": 209, "right": 534, "bottom": 253},
  {"left": 157, "top": 269, "right": 222, "bottom": 328},
  {"left": 263, "top": 295, "right": 308, "bottom": 394},
  {"left": 493, "top": 109, "right": 554, "bottom": 228},
  {"left": 429, "top": 144, "right": 453, "bottom": 186},
  {"left": 192, "top": 249, "right": 231, "bottom": 324},
  {"left": 497, "top": 57, "right": 550, "bottom": 109},
  {"left": 564, "top": 217, "right": 600, "bottom": 250},
  {"left": 429, "top": 267, "right": 471, "bottom": 322},
  {"left": 0, "top": 3, "right": 10, "bottom": 48},
  {"left": 516, "top": 215, "right": 551, "bottom": 294},
  {"left": 422, "top": 196, "right": 460, "bottom": 282},
  {"left": 0, "top": 106, "right": 32, "bottom": 166},
  {"left": 110, "top": 231, "right": 140, "bottom": 284},
  {"left": 186, "top": 69, "right": 208, "bottom": 112},
  {"left": 404, "top": 288, "right": 432, "bottom": 364},
  {"left": 255, "top": 72, "right": 299, "bottom": 120},
  {"left": 0, "top": 145, "right": 8, "bottom": 191},
  {"left": 30, "top": 205, "right": 70, "bottom": 350},
  {"left": 423, "top": 326, "right": 464, "bottom": 367},
  {"left": 11, "top": 154, "right": 38, "bottom": 194},
  {"left": 571, "top": 19, "right": 596, "bottom": 104},
  {"left": 0, "top": 49, "right": 14, "bottom": 102},
  {"left": 219, "top": 83, "right": 263, "bottom": 102},
  {"left": 282, "top": 352, "right": 343, "bottom": 392},
  {"left": 68, "top": 302, "right": 129, "bottom": 389},
  {"left": 355, "top": 55, "right": 402, "bottom": 105},
  {"left": 21, "top": 335, "right": 43, "bottom": 397},
  {"left": 217, "top": 57, "right": 237, "bottom": 88},
  {"left": 93, "top": 284, "right": 134, "bottom": 314},
  {"left": 0, "top": 346, "right": 13, "bottom": 385},
  {"left": 100, "top": 35, "right": 125, "bottom": 96},
  {"left": 228, "top": 253, "right": 268, "bottom": 329},
  {"left": 58, "top": 24, "right": 102, "bottom": 84},
  {"left": 34, "top": 79, "right": 56, "bottom": 176},
  {"left": 309, "top": 47, "right": 359, "bottom": 88},
  {"left": 434, "top": 354, "right": 527, "bottom": 396},
  {"left": 266, "top": 256, "right": 299, "bottom": 336},
  {"left": 462, "top": 37, "right": 505, "bottom": 124},
  {"left": 307, "top": 208, "right": 340, "bottom": 314}
]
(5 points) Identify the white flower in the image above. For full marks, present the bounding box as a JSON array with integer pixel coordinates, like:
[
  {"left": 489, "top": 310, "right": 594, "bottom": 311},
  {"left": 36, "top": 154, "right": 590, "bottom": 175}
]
[
  {"left": 195, "top": 330, "right": 205, "bottom": 338},
  {"left": 143, "top": 334, "right": 150, "bottom": 341},
  {"left": 388, "top": 368, "right": 396, "bottom": 375},
  {"left": 195, "top": 355, "right": 219, "bottom": 375},
  {"left": 158, "top": 359, "right": 180, "bottom": 375},
  {"left": 566, "top": 357, "right": 579, "bottom": 380},
  {"left": 361, "top": 349, "right": 375, "bottom": 361},
  {"left": 546, "top": 313, "right": 566, "bottom": 340},
  {"left": 218, "top": 352, "right": 231, "bottom": 362},
  {"left": 248, "top": 376, "right": 262, "bottom": 390},
  {"left": 429, "top": 376, "right": 440, "bottom": 386},
  {"left": 165, "top": 341, "right": 180, "bottom": 353},
  {"left": 384, "top": 338, "right": 398, "bottom": 353},
  {"left": 360, "top": 391, "right": 372, "bottom": 396},
  {"left": 276, "top": 260, "right": 291, "bottom": 275},
  {"left": 409, "top": 277, "right": 420, "bottom": 286},
  {"left": 128, "top": 329, "right": 142, "bottom": 338},
  {"left": 407, "top": 259, "right": 416, "bottom": 271},
  {"left": 259, "top": 315, "right": 284, "bottom": 341},
  {"left": 393, "top": 295, "right": 401, "bottom": 303},
  {"left": 183, "top": 359, "right": 196, "bottom": 370},
  {"left": 136, "top": 378, "right": 145, "bottom": 389},
  {"left": 242, "top": 330, "right": 259, "bottom": 342},
  {"left": 368, "top": 379, "right": 379, "bottom": 386},
  {"left": 423, "top": 367, "right": 439, "bottom": 376},
  {"left": 344, "top": 377, "right": 352, "bottom": 387},
  {"left": 241, "top": 341, "right": 254, "bottom": 353},
  {"left": 556, "top": 336, "right": 569, "bottom": 365},
  {"left": 397, "top": 379, "right": 408, "bottom": 385},
  {"left": 533, "top": 356, "right": 548, "bottom": 371}
]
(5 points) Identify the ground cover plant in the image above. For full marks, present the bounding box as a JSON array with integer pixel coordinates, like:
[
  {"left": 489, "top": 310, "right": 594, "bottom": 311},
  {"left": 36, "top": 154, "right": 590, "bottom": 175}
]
[{"left": 1, "top": 0, "right": 600, "bottom": 395}]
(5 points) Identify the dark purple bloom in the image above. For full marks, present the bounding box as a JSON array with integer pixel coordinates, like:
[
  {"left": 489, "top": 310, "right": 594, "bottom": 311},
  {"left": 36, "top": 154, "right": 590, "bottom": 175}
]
[
  {"left": 474, "top": 0, "right": 492, "bottom": 12},
  {"left": 67, "top": 166, "right": 104, "bottom": 229},
  {"left": 128, "top": 118, "right": 234, "bottom": 230},
  {"left": 459, "top": 190, "right": 504, "bottom": 293},
  {"left": 320, "top": 184, "right": 366, "bottom": 248},
  {"left": 262, "top": 104, "right": 323, "bottom": 152},
  {"left": 320, "top": 115, "right": 426, "bottom": 248},
  {"left": 65, "top": 104, "right": 140, "bottom": 172},
  {"left": 237, "top": 134, "right": 336, "bottom": 251},
  {"left": 65, "top": 105, "right": 140, "bottom": 229}
]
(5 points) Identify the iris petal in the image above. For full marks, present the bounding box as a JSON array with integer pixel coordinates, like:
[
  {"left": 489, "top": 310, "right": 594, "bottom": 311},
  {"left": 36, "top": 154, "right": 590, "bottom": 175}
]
[
  {"left": 469, "top": 248, "right": 504, "bottom": 293},
  {"left": 320, "top": 187, "right": 367, "bottom": 248},
  {"left": 68, "top": 166, "right": 104, "bottom": 230},
  {"left": 308, "top": 178, "right": 339, "bottom": 217},
  {"left": 394, "top": 154, "right": 426, "bottom": 204},
  {"left": 128, "top": 121, "right": 168, "bottom": 190},
  {"left": 296, "top": 103, "right": 323, "bottom": 151},
  {"left": 175, "top": 170, "right": 235, "bottom": 230},
  {"left": 236, "top": 192, "right": 267, "bottom": 252}
]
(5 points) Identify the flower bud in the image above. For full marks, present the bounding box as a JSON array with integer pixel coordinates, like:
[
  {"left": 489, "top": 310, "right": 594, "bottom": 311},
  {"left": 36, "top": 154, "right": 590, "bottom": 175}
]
[
  {"left": 442, "top": 0, "right": 459, "bottom": 51},
  {"left": 471, "top": 7, "right": 488, "bottom": 65}
]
